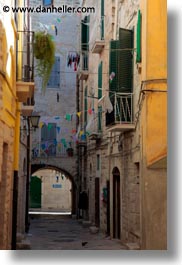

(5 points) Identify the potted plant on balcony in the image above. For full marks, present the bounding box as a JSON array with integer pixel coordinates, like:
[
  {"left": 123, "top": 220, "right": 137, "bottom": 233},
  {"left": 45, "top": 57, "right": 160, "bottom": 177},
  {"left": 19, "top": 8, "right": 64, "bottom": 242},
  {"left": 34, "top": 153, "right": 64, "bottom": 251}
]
[
  {"left": 34, "top": 31, "right": 55, "bottom": 93},
  {"left": 66, "top": 147, "right": 74, "bottom": 157}
]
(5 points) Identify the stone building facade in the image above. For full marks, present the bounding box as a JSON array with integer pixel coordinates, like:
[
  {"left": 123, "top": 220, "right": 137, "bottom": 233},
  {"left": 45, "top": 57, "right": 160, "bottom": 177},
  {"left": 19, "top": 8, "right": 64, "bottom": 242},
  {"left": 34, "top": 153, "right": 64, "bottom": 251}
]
[
  {"left": 31, "top": 169, "right": 72, "bottom": 211},
  {"left": 30, "top": 0, "right": 80, "bottom": 211},
  {"left": 0, "top": 0, "right": 35, "bottom": 249},
  {"left": 78, "top": 0, "right": 167, "bottom": 250}
]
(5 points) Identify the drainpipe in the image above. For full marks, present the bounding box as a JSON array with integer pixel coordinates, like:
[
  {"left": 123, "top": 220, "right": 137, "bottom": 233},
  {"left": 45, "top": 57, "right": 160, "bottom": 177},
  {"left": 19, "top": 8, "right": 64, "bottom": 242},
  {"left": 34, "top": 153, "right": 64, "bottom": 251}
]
[
  {"left": 11, "top": 102, "right": 21, "bottom": 250},
  {"left": 25, "top": 118, "right": 30, "bottom": 233}
]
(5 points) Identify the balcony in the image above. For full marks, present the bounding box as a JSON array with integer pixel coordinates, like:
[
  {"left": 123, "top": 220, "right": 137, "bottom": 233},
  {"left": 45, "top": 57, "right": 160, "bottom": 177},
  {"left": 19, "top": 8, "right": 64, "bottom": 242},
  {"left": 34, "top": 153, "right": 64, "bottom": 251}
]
[
  {"left": 21, "top": 97, "right": 35, "bottom": 117},
  {"left": 88, "top": 132, "right": 101, "bottom": 141},
  {"left": 90, "top": 17, "right": 105, "bottom": 54},
  {"left": 106, "top": 92, "right": 135, "bottom": 132},
  {"left": 79, "top": 52, "right": 89, "bottom": 80},
  {"left": 16, "top": 30, "right": 35, "bottom": 102}
]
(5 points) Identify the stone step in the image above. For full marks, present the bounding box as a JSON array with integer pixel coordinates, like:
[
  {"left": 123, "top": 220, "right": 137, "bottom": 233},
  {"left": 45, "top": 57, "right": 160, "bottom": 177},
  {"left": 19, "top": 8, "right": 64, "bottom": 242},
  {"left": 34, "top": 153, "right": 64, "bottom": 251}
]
[
  {"left": 82, "top": 220, "right": 92, "bottom": 228},
  {"left": 16, "top": 239, "right": 31, "bottom": 250},
  {"left": 125, "top": 242, "right": 140, "bottom": 250},
  {"left": 89, "top": 226, "right": 99, "bottom": 234}
]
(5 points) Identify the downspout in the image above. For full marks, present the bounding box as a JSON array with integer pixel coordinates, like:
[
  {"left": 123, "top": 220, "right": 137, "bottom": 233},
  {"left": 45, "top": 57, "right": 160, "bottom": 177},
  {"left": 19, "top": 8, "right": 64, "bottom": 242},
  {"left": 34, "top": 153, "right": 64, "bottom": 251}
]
[
  {"left": 11, "top": 102, "right": 21, "bottom": 250},
  {"left": 25, "top": 118, "right": 30, "bottom": 233}
]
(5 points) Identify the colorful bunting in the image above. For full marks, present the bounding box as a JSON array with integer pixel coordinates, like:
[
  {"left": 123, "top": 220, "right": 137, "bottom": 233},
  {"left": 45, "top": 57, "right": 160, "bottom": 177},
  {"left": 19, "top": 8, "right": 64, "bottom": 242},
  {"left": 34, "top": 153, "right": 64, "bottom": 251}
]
[
  {"left": 56, "top": 126, "right": 61, "bottom": 134},
  {"left": 39, "top": 122, "right": 44, "bottom": 128},
  {"left": 65, "top": 113, "right": 72, "bottom": 121},
  {"left": 88, "top": 109, "right": 92, "bottom": 115},
  {"left": 48, "top": 124, "right": 52, "bottom": 130}
]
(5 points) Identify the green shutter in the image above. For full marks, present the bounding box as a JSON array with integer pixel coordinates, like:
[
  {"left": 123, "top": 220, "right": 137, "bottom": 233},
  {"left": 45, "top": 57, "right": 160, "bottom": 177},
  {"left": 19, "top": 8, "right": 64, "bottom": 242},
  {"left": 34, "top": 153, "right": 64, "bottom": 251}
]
[
  {"left": 109, "top": 40, "right": 119, "bottom": 92},
  {"left": 81, "top": 16, "right": 90, "bottom": 51},
  {"left": 98, "top": 61, "right": 103, "bottom": 99},
  {"left": 118, "top": 28, "right": 133, "bottom": 92},
  {"left": 109, "top": 29, "right": 133, "bottom": 93},
  {"left": 136, "top": 10, "right": 141, "bottom": 63},
  {"left": 98, "top": 106, "right": 102, "bottom": 132},
  {"left": 84, "top": 86, "right": 88, "bottom": 124},
  {"left": 101, "top": 0, "right": 104, "bottom": 40},
  {"left": 30, "top": 176, "right": 41, "bottom": 208}
]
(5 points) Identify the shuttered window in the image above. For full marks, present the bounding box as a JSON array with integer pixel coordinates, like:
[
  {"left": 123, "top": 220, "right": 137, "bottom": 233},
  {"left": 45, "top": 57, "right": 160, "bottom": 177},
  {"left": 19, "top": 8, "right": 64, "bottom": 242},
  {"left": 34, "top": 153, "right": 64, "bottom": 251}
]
[
  {"left": 101, "top": 0, "right": 104, "bottom": 40},
  {"left": 81, "top": 16, "right": 90, "bottom": 51},
  {"left": 136, "top": 10, "right": 141, "bottom": 63},
  {"left": 98, "top": 61, "right": 102, "bottom": 132},
  {"left": 106, "top": 28, "right": 133, "bottom": 126},
  {"left": 84, "top": 86, "right": 88, "bottom": 124},
  {"left": 98, "top": 106, "right": 102, "bottom": 132},
  {"left": 41, "top": 123, "right": 56, "bottom": 142},
  {"left": 41, "top": 123, "right": 57, "bottom": 156},
  {"left": 98, "top": 61, "right": 103, "bottom": 99},
  {"left": 47, "top": 56, "right": 60, "bottom": 88},
  {"left": 109, "top": 28, "right": 133, "bottom": 93}
]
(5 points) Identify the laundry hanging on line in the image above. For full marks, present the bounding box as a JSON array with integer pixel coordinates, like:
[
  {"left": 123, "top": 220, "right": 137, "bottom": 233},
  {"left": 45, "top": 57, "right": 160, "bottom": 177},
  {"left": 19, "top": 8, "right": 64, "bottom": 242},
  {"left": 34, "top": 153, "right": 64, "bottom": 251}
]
[{"left": 67, "top": 53, "right": 80, "bottom": 71}]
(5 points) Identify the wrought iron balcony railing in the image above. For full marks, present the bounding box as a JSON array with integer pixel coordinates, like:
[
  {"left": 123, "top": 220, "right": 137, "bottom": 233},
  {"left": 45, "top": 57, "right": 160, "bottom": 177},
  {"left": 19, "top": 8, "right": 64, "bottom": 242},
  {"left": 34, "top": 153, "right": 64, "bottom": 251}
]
[
  {"left": 106, "top": 92, "right": 134, "bottom": 127},
  {"left": 16, "top": 30, "right": 34, "bottom": 82}
]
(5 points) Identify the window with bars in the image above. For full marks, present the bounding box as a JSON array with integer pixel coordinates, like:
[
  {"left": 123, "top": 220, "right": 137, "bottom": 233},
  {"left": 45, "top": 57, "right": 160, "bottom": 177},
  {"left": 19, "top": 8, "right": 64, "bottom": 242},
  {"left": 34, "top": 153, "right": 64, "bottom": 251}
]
[{"left": 47, "top": 56, "right": 60, "bottom": 89}]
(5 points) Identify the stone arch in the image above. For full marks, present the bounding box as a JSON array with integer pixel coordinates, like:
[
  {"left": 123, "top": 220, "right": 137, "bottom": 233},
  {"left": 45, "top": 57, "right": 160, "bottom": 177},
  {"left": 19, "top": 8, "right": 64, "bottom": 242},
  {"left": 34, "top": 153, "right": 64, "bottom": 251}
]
[{"left": 31, "top": 164, "right": 77, "bottom": 214}]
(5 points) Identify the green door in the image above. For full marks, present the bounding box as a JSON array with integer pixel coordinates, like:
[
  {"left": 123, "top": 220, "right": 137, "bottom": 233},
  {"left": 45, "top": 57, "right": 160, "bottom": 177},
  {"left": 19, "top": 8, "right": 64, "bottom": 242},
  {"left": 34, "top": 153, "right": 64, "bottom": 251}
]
[{"left": 30, "top": 176, "right": 41, "bottom": 208}]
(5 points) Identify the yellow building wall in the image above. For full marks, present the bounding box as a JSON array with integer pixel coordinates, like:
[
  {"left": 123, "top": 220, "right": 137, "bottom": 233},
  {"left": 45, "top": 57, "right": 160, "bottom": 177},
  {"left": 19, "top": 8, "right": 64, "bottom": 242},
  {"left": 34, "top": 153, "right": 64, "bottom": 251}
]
[
  {"left": 0, "top": 0, "right": 24, "bottom": 248},
  {"left": 141, "top": 0, "right": 167, "bottom": 167},
  {"left": 140, "top": 0, "right": 167, "bottom": 249}
]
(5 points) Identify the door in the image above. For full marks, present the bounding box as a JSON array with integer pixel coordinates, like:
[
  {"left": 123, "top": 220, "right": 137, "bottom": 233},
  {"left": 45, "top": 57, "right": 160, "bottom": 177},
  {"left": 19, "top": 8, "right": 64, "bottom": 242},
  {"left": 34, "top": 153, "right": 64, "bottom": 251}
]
[
  {"left": 113, "top": 168, "right": 121, "bottom": 239},
  {"left": 95, "top": 177, "right": 100, "bottom": 227},
  {"left": 30, "top": 176, "right": 41, "bottom": 208},
  {"left": 107, "top": 180, "right": 110, "bottom": 235}
]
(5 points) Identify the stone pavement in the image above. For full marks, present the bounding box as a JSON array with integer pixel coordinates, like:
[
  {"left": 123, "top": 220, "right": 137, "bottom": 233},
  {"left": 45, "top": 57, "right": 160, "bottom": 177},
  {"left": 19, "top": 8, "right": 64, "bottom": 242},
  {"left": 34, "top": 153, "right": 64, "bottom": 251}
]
[{"left": 27, "top": 214, "right": 127, "bottom": 250}]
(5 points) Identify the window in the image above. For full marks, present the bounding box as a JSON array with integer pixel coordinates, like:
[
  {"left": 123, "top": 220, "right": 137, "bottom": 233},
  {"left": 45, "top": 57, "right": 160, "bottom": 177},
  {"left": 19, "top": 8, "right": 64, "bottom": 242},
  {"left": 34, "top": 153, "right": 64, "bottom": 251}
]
[
  {"left": 109, "top": 28, "right": 133, "bottom": 93},
  {"left": 81, "top": 16, "right": 90, "bottom": 70},
  {"left": 98, "top": 61, "right": 103, "bottom": 132},
  {"left": 41, "top": 123, "right": 57, "bottom": 156},
  {"left": 136, "top": 10, "right": 141, "bottom": 63},
  {"left": 101, "top": 0, "right": 104, "bottom": 39},
  {"left": 98, "top": 106, "right": 102, "bottom": 132},
  {"left": 98, "top": 61, "right": 102, "bottom": 99},
  {"left": 43, "top": 0, "right": 53, "bottom": 6},
  {"left": 47, "top": 56, "right": 60, "bottom": 88},
  {"left": 81, "top": 16, "right": 90, "bottom": 51},
  {"left": 97, "top": 154, "right": 100, "bottom": 171},
  {"left": 106, "top": 28, "right": 133, "bottom": 126},
  {"left": 84, "top": 86, "right": 88, "bottom": 125}
]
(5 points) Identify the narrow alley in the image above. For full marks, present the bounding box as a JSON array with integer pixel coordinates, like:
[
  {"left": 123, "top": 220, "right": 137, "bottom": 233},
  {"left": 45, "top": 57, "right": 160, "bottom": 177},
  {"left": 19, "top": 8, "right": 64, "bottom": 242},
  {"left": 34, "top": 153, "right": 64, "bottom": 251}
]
[
  {"left": 27, "top": 213, "right": 127, "bottom": 250},
  {"left": 0, "top": 0, "right": 167, "bottom": 251}
]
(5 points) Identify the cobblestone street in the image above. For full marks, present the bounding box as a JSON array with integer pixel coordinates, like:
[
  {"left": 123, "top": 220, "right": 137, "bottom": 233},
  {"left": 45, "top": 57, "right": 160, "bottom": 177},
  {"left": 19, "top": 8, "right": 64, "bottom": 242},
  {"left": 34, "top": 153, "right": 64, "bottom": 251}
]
[{"left": 28, "top": 214, "right": 127, "bottom": 250}]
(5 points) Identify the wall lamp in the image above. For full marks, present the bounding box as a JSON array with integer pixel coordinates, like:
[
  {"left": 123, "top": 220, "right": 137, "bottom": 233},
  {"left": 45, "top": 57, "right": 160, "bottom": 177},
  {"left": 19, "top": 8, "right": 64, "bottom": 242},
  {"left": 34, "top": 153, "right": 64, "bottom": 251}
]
[
  {"left": 21, "top": 112, "right": 40, "bottom": 131},
  {"left": 29, "top": 112, "right": 40, "bottom": 129}
]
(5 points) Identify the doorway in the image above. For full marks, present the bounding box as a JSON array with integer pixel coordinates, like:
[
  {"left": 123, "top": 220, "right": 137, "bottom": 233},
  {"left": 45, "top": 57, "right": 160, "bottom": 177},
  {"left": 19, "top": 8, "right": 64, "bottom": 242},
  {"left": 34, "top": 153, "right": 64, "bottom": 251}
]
[
  {"left": 95, "top": 177, "right": 100, "bottom": 227},
  {"left": 30, "top": 176, "right": 42, "bottom": 208},
  {"left": 113, "top": 167, "right": 121, "bottom": 239}
]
